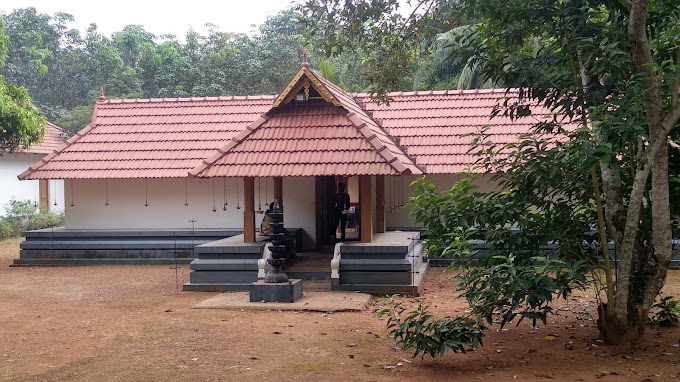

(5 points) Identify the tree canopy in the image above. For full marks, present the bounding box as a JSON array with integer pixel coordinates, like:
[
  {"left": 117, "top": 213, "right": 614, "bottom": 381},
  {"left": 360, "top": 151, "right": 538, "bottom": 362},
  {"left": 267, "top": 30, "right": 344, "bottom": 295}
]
[
  {"left": 0, "top": 7, "right": 372, "bottom": 136},
  {"left": 0, "top": 18, "right": 45, "bottom": 153},
  {"left": 301, "top": 0, "right": 680, "bottom": 348}
]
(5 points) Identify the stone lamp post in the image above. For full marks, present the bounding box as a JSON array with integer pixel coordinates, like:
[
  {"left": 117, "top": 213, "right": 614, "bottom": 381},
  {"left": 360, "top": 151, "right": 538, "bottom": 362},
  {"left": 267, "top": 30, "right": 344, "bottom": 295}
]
[
  {"left": 264, "top": 200, "right": 288, "bottom": 283},
  {"left": 250, "top": 200, "right": 303, "bottom": 302}
]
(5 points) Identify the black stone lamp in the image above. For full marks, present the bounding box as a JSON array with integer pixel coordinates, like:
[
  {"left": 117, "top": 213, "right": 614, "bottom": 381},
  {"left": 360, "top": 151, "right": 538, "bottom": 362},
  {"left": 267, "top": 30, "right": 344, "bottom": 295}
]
[{"left": 264, "top": 200, "right": 289, "bottom": 283}]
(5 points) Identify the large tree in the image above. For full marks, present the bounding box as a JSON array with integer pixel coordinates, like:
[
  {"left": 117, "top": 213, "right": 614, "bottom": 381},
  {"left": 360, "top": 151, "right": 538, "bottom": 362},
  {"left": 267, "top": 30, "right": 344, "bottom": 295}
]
[
  {"left": 0, "top": 19, "right": 45, "bottom": 152},
  {"left": 301, "top": 0, "right": 680, "bottom": 346}
]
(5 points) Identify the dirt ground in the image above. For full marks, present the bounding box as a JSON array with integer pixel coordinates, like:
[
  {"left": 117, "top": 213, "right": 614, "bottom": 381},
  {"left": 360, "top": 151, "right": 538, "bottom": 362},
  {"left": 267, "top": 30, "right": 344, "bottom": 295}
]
[{"left": 1, "top": 238, "right": 680, "bottom": 381}]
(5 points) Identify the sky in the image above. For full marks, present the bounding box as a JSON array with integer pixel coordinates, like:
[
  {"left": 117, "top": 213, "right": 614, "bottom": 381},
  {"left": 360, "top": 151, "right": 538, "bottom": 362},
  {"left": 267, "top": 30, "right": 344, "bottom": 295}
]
[{"left": 0, "top": 0, "right": 300, "bottom": 39}]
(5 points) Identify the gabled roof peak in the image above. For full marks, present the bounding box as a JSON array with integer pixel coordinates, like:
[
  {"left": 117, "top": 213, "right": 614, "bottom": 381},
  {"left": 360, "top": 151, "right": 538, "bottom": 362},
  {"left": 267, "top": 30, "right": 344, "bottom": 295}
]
[
  {"left": 272, "top": 66, "right": 342, "bottom": 108},
  {"left": 189, "top": 66, "right": 423, "bottom": 178}
]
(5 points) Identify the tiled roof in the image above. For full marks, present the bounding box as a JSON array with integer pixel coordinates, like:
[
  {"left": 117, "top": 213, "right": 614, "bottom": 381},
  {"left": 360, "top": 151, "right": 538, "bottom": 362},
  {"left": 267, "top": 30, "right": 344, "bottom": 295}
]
[
  {"left": 312, "top": 69, "right": 421, "bottom": 176},
  {"left": 190, "top": 103, "right": 415, "bottom": 177},
  {"left": 190, "top": 67, "right": 422, "bottom": 177},
  {"left": 19, "top": 97, "right": 274, "bottom": 179},
  {"left": 356, "top": 89, "right": 567, "bottom": 173},
  {"left": 17, "top": 122, "right": 66, "bottom": 155},
  {"left": 19, "top": 72, "right": 570, "bottom": 180}
]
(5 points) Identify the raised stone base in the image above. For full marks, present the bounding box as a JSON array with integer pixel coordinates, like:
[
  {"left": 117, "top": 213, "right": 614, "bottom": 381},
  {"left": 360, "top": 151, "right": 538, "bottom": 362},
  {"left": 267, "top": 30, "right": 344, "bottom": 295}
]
[{"left": 249, "top": 279, "right": 303, "bottom": 303}]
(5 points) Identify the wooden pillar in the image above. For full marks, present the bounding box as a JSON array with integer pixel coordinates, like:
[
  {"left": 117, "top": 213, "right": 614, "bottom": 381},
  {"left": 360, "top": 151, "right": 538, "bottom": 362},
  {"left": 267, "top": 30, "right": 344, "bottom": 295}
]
[
  {"left": 315, "top": 177, "right": 322, "bottom": 248},
  {"left": 243, "top": 177, "right": 255, "bottom": 243},
  {"left": 359, "top": 175, "right": 373, "bottom": 243},
  {"left": 376, "top": 175, "right": 386, "bottom": 233},
  {"left": 39, "top": 180, "right": 49, "bottom": 211},
  {"left": 273, "top": 177, "right": 283, "bottom": 211}
]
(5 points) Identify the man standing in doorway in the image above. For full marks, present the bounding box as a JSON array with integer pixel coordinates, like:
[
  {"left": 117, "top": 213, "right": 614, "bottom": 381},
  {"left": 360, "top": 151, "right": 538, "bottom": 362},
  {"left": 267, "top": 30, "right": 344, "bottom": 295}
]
[{"left": 334, "top": 182, "right": 351, "bottom": 241}]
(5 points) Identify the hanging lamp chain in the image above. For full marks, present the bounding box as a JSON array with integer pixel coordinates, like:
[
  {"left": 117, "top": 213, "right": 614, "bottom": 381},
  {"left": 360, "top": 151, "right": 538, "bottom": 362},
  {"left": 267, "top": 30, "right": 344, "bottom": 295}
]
[
  {"left": 185, "top": 179, "right": 189, "bottom": 206},
  {"left": 212, "top": 178, "right": 217, "bottom": 212},
  {"left": 257, "top": 178, "right": 262, "bottom": 213},
  {"left": 223, "top": 178, "right": 228, "bottom": 211},
  {"left": 236, "top": 177, "right": 241, "bottom": 209}
]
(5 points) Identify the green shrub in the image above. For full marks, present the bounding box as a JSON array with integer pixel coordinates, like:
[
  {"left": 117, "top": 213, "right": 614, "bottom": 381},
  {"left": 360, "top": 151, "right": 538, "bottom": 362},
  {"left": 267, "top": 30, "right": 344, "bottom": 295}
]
[
  {"left": 4, "top": 198, "right": 37, "bottom": 218},
  {"left": 376, "top": 295, "right": 486, "bottom": 360},
  {"left": 26, "top": 211, "right": 65, "bottom": 231},
  {"left": 0, "top": 199, "right": 64, "bottom": 239},
  {"left": 0, "top": 220, "right": 12, "bottom": 240},
  {"left": 649, "top": 295, "right": 680, "bottom": 326}
]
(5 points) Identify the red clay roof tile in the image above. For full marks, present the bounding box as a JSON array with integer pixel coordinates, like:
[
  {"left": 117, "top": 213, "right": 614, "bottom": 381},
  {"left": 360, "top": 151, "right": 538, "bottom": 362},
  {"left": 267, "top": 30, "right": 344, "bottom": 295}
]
[
  {"left": 190, "top": 102, "right": 413, "bottom": 177},
  {"left": 19, "top": 97, "right": 273, "bottom": 180},
  {"left": 189, "top": 68, "right": 422, "bottom": 178},
  {"left": 18, "top": 70, "right": 573, "bottom": 180},
  {"left": 18, "top": 123, "right": 67, "bottom": 155}
]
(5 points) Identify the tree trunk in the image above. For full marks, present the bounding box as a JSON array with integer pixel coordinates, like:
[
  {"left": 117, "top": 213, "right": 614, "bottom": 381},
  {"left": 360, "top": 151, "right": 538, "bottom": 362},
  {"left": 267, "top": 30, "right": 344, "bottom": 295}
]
[
  {"left": 597, "top": 303, "right": 646, "bottom": 347},
  {"left": 592, "top": 0, "right": 676, "bottom": 347}
]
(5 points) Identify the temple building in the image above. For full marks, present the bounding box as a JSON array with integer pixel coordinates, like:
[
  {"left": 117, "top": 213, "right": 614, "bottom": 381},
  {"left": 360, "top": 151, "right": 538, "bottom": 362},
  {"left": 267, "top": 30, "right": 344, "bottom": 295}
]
[{"left": 16, "top": 57, "right": 554, "bottom": 294}]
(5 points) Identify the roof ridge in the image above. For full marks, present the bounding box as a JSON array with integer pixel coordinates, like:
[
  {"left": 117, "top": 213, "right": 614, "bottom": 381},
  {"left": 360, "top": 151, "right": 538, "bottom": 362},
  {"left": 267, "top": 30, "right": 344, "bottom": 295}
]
[
  {"left": 351, "top": 87, "right": 517, "bottom": 98},
  {"left": 188, "top": 115, "right": 271, "bottom": 177},
  {"left": 45, "top": 122, "right": 64, "bottom": 132},
  {"left": 99, "top": 95, "right": 278, "bottom": 104},
  {"left": 14, "top": 122, "right": 67, "bottom": 155},
  {"left": 344, "top": 111, "right": 422, "bottom": 175},
  {"left": 308, "top": 71, "right": 422, "bottom": 175}
]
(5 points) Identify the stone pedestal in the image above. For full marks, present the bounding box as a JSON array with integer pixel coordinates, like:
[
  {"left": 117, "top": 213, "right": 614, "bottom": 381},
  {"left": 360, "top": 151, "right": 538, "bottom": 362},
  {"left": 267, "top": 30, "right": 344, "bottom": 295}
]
[{"left": 249, "top": 279, "right": 303, "bottom": 303}]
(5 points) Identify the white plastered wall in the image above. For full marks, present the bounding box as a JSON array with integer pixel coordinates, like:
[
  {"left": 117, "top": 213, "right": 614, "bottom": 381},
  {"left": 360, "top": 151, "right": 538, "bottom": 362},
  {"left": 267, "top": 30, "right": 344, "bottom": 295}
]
[
  {"left": 65, "top": 177, "right": 319, "bottom": 250},
  {"left": 48, "top": 180, "right": 65, "bottom": 213},
  {"left": 385, "top": 174, "right": 499, "bottom": 229},
  {"left": 281, "top": 177, "right": 316, "bottom": 250},
  {"left": 1, "top": 153, "right": 64, "bottom": 217},
  {"left": 66, "top": 178, "right": 246, "bottom": 230},
  {"left": 63, "top": 175, "right": 492, "bottom": 245}
]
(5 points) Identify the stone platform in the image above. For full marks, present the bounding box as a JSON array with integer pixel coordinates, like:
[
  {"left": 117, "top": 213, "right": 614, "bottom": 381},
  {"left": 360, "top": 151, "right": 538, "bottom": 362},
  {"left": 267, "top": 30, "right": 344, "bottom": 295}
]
[
  {"left": 184, "top": 230, "right": 428, "bottom": 295},
  {"left": 194, "top": 289, "right": 372, "bottom": 312},
  {"left": 13, "top": 228, "right": 239, "bottom": 266},
  {"left": 250, "top": 279, "right": 303, "bottom": 302},
  {"left": 183, "top": 229, "right": 303, "bottom": 292},
  {"left": 183, "top": 234, "right": 266, "bottom": 291},
  {"left": 332, "top": 231, "right": 428, "bottom": 296}
]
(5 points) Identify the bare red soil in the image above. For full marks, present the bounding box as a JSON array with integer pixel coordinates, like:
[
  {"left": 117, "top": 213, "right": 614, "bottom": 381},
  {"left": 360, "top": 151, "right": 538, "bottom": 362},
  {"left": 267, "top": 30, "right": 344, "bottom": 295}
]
[{"left": 1, "top": 237, "right": 679, "bottom": 381}]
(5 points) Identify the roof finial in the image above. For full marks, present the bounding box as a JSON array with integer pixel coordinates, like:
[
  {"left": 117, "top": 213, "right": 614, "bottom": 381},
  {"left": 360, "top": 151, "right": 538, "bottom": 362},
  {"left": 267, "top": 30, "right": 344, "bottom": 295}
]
[
  {"left": 99, "top": 87, "right": 106, "bottom": 101},
  {"left": 302, "top": 50, "right": 309, "bottom": 67}
]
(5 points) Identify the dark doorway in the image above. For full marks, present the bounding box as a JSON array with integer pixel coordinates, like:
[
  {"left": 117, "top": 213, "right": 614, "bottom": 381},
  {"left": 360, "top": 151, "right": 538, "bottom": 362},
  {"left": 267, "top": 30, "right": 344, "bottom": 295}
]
[{"left": 316, "top": 176, "right": 336, "bottom": 247}]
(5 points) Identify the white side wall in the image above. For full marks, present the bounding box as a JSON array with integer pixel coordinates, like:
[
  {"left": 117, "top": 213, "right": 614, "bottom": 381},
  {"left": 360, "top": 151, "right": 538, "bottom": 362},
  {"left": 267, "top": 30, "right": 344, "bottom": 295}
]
[
  {"left": 48, "top": 179, "right": 65, "bottom": 213},
  {"left": 385, "top": 174, "right": 499, "bottom": 229},
  {"left": 64, "top": 174, "right": 494, "bottom": 247},
  {"left": 65, "top": 177, "right": 319, "bottom": 250},
  {"left": 0, "top": 153, "right": 64, "bottom": 217},
  {"left": 66, "top": 178, "right": 246, "bottom": 230},
  {"left": 282, "top": 177, "right": 317, "bottom": 250}
]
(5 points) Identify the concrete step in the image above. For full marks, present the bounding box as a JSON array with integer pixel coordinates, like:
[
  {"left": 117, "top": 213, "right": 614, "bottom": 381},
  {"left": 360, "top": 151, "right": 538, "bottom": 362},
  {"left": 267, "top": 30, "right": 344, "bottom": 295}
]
[
  {"left": 283, "top": 253, "right": 331, "bottom": 280},
  {"left": 182, "top": 283, "right": 251, "bottom": 292},
  {"left": 302, "top": 280, "right": 332, "bottom": 291},
  {"left": 183, "top": 280, "right": 333, "bottom": 293},
  {"left": 11, "top": 258, "right": 194, "bottom": 267},
  {"left": 286, "top": 271, "right": 330, "bottom": 280}
]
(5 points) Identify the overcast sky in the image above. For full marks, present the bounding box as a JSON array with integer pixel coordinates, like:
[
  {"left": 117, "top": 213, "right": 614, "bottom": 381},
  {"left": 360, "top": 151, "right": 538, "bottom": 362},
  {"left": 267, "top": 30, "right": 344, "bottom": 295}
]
[{"left": 0, "top": 0, "right": 299, "bottom": 39}]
